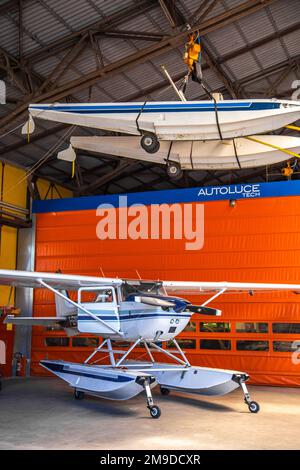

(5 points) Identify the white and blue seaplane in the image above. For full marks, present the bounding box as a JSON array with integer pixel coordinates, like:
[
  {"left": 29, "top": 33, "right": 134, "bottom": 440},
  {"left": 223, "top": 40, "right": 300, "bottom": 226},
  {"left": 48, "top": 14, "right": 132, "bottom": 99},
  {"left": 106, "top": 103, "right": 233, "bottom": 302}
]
[
  {"left": 27, "top": 99, "right": 300, "bottom": 145},
  {"left": 2, "top": 269, "right": 300, "bottom": 418}
]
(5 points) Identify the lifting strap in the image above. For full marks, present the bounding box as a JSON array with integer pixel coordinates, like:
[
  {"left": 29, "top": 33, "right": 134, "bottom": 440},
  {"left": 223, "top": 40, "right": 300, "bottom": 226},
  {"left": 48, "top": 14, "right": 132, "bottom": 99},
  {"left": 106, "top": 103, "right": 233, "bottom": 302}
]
[
  {"left": 136, "top": 101, "right": 147, "bottom": 135},
  {"left": 245, "top": 136, "right": 300, "bottom": 159},
  {"left": 189, "top": 141, "right": 194, "bottom": 170},
  {"left": 285, "top": 125, "right": 300, "bottom": 132},
  {"left": 232, "top": 139, "right": 242, "bottom": 169},
  {"left": 165, "top": 141, "right": 173, "bottom": 166},
  {"left": 200, "top": 81, "right": 223, "bottom": 141},
  {"left": 183, "top": 31, "right": 223, "bottom": 141}
]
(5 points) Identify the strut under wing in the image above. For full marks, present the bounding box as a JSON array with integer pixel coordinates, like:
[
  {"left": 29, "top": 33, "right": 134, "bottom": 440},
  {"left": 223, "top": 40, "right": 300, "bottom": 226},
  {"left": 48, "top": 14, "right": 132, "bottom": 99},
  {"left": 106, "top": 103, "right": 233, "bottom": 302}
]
[{"left": 4, "top": 315, "right": 66, "bottom": 326}]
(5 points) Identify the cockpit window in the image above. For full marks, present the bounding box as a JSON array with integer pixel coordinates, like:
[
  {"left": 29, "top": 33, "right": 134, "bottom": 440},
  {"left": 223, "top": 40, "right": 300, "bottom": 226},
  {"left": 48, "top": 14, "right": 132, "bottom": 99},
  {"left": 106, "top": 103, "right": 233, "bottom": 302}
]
[{"left": 122, "top": 281, "right": 163, "bottom": 300}]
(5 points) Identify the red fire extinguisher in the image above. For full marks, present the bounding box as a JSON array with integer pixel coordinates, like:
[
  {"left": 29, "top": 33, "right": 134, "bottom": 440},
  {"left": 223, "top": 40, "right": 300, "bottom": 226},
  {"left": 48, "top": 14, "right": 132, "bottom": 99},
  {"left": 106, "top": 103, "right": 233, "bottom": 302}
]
[{"left": 14, "top": 352, "right": 26, "bottom": 377}]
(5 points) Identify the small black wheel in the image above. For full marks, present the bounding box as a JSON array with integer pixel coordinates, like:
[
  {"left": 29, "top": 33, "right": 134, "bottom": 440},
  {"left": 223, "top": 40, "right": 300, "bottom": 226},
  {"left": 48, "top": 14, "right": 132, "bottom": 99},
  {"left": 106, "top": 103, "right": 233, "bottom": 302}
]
[
  {"left": 74, "top": 389, "right": 85, "bottom": 400},
  {"left": 149, "top": 405, "right": 161, "bottom": 419},
  {"left": 248, "top": 401, "right": 260, "bottom": 413},
  {"left": 166, "top": 162, "right": 183, "bottom": 180},
  {"left": 141, "top": 133, "right": 160, "bottom": 154},
  {"left": 160, "top": 387, "right": 170, "bottom": 396}
]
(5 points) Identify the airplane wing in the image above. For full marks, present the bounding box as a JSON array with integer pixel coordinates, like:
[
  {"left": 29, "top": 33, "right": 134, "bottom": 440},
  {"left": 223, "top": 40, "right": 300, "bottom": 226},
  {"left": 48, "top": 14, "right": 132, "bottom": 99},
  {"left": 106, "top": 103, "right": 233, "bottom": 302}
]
[
  {"left": 1, "top": 269, "right": 300, "bottom": 296},
  {"left": 0, "top": 269, "right": 122, "bottom": 290},
  {"left": 162, "top": 280, "right": 300, "bottom": 295},
  {"left": 4, "top": 315, "right": 66, "bottom": 326}
]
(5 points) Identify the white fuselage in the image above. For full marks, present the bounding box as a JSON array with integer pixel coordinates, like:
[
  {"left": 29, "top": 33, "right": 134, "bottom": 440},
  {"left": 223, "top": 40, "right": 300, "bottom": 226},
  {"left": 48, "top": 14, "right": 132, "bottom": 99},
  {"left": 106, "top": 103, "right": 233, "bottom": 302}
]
[
  {"left": 29, "top": 99, "right": 300, "bottom": 141},
  {"left": 77, "top": 301, "right": 192, "bottom": 342}
]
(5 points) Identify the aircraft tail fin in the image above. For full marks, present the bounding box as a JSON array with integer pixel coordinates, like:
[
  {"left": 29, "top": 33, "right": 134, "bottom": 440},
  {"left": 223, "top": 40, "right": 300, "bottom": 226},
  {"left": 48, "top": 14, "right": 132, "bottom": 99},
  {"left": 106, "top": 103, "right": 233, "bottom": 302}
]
[{"left": 55, "top": 290, "right": 76, "bottom": 318}]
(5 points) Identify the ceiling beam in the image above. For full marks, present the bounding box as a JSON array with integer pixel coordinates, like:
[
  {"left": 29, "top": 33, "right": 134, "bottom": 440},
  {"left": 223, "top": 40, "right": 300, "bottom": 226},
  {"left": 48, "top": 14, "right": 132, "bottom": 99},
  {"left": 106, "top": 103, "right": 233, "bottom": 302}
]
[
  {"left": 266, "top": 62, "right": 295, "bottom": 96},
  {"left": 190, "top": 0, "right": 221, "bottom": 26},
  {"left": 17, "top": 0, "right": 156, "bottom": 65},
  {"left": 201, "top": 42, "right": 238, "bottom": 98},
  {"left": 0, "top": 123, "right": 69, "bottom": 155},
  {"left": 119, "top": 20, "right": 298, "bottom": 104},
  {"left": 202, "top": 161, "right": 287, "bottom": 187},
  {"left": 0, "top": 214, "right": 32, "bottom": 228},
  {"left": 1, "top": 54, "right": 297, "bottom": 162},
  {"left": 0, "top": 0, "right": 32, "bottom": 16},
  {"left": 173, "top": 0, "right": 238, "bottom": 98},
  {"left": 0, "top": 0, "right": 276, "bottom": 131},
  {"left": 101, "top": 29, "right": 165, "bottom": 42},
  {"left": 237, "top": 54, "right": 300, "bottom": 88},
  {"left": 158, "top": 0, "right": 187, "bottom": 28},
  {"left": 79, "top": 160, "right": 135, "bottom": 194},
  {"left": 218, "top": 21, "right": 300, "bottom": 66},
  {"left": 158, "top": 0, "right": 177, "bottom": 28},
  {"left": 37, "top": 33, "right": 89, "bottom": 94}
]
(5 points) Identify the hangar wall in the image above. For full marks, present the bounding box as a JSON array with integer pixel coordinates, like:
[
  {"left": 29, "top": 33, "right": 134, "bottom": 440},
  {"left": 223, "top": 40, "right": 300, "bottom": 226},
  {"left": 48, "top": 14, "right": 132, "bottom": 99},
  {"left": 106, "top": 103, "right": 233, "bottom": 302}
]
[
  {"left": 0, "top": 162, "right": 72, "bottom": 376},
  {"left": 31, "top": 182, "right": 300, "bottom": 386}
]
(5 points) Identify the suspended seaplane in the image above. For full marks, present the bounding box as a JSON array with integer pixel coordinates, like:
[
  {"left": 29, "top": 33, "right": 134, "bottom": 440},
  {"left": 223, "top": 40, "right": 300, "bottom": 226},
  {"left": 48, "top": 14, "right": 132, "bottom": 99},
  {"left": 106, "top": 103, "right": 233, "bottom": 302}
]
[
  {"left": 2, "top": 269, "right": 300, "bottom": 418},
  {"left": 24, "top": 97, "right": 300, "bottom": 180},
  {"left": 27, "top": 98, "right": 300, "bottom": 151},
  {"left": 23, "top": 30, "right": 300, "bottom": 179}
]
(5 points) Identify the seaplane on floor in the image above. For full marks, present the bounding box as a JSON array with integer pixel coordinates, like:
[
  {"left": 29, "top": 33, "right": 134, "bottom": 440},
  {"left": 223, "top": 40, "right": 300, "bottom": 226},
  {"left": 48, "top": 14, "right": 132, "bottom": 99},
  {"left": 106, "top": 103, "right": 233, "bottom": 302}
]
[{"left": 2, "top": 269, "right": 300, "bottom": 418}]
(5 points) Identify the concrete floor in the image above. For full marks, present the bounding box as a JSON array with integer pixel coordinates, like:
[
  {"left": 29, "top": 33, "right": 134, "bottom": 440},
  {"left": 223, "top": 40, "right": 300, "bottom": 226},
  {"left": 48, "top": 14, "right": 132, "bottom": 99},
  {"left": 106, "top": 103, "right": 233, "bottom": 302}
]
[{"left": 0, "top": 377, "right": 299, "bottom": 450}]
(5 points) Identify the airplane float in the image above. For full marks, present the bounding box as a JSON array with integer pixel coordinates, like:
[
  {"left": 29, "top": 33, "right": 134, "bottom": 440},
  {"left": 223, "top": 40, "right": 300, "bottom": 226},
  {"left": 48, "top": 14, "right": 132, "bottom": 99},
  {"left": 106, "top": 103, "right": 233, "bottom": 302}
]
[
  {"left": 2, "top": 269, "right": 300, "bottom": 418},
  {"left": 64, "top": 134, "right": 300, "bottom": 178}
]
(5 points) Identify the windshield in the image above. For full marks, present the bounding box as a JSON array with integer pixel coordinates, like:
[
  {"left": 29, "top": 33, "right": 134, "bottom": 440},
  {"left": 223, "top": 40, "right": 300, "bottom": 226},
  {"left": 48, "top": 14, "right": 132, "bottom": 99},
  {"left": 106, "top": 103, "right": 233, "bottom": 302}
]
[{"left": 122, "top": 281, "right": 163, "bottom": 299}]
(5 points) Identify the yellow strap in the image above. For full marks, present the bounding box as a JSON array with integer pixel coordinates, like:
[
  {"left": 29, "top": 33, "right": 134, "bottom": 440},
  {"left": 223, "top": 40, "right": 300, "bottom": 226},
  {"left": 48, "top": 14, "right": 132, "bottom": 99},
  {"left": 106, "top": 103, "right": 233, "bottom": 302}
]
[
  {"left": 72, "top": 160, "right": 75, "bottom": 178},
  {"left": 245, "top": 136, "right": 300, "bottom": 159},
  {"left": 285, "top": 125, "right": 300, "bottom": 132}
]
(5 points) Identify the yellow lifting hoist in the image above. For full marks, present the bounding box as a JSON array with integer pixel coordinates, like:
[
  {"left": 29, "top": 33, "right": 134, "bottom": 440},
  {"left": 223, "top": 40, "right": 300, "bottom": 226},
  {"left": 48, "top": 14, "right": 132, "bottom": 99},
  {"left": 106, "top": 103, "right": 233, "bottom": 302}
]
[{"left": 183, "top": 31, "right": 202, "bottom": 84}]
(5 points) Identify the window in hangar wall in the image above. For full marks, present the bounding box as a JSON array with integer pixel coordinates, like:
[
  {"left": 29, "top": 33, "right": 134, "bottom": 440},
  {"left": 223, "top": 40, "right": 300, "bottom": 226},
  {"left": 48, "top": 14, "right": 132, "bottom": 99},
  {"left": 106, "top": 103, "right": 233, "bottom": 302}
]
[{"left": 272, "top": 323, "right": 300, "bottom": 334}]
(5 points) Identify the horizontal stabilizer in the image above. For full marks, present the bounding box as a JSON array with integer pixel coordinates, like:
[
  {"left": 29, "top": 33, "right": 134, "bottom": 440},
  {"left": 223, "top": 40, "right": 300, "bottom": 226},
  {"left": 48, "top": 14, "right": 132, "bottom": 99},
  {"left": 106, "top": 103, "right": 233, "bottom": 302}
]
[{"left": 4, "top": 315, "right": 66, "bottom": 326}]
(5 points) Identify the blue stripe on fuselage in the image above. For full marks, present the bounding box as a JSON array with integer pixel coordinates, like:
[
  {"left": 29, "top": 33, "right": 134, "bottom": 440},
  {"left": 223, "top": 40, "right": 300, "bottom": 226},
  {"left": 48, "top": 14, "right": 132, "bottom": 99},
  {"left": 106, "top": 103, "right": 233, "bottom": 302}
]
[
  {"left": 41, "top": 362, "right": 133, "bottom": 382},
  {"left": 78, "top": 312, "right": 191, "bottom": 321},
  {"left": 30, "top": 102, "right": 281, "bottom": 114}
]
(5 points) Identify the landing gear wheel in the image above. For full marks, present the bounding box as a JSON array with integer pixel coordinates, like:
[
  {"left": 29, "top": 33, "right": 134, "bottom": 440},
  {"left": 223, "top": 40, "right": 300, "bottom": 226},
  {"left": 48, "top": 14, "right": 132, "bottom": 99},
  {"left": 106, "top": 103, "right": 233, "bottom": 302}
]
[
  {"left": 248, "top": 401, "right": 260, "bottom": 413},
  {"left": 74, "top": 389, "right": 85, "bottom": 400},
  {"left": 141, "top": 133, "right": 160, "bottom": 154},
  {"left": 160, "top": 387, "right": 170, "bottom": 396},
  {"left": 166, "top": 162, "right": 183, "bottom": 180},
  {"left": 149, "top": 405, "right": 161, "bottom": 419}
]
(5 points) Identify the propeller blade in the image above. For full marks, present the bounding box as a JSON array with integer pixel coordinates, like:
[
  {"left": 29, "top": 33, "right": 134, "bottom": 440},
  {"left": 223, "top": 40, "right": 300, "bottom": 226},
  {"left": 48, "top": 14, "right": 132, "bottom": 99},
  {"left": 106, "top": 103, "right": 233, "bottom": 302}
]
[
  {"left": 188, "top": 305, "right": 222, "bottom": 316},
  {"left": 134, "top": 296, "right": 174, "bottom": 307}
]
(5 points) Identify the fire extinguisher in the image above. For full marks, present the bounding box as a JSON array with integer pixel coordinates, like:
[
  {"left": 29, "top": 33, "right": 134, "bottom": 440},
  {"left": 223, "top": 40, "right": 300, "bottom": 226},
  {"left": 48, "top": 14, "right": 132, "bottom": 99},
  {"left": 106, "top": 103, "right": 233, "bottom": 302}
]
[{"left": 14, "top": 352, "right": 26, "bottom": 377}]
